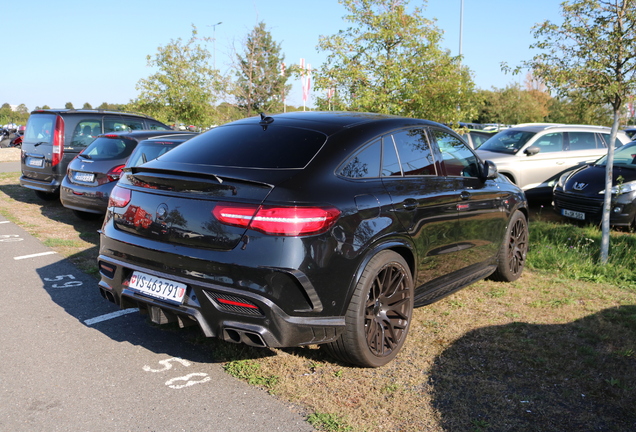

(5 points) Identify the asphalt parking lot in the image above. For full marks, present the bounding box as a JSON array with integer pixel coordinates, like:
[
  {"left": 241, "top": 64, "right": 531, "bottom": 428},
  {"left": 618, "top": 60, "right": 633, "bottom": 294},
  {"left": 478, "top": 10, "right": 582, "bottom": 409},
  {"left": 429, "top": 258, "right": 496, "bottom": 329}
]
[{"left": 0, "top": 158, "right": 313, "bottom": 431}]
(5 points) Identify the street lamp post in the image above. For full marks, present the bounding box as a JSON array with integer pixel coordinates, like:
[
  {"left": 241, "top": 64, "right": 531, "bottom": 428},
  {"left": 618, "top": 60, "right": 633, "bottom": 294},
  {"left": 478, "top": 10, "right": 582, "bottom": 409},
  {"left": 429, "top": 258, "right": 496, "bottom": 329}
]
[{"left": 211, "top": 21, "right": 222, "bottom": 70}]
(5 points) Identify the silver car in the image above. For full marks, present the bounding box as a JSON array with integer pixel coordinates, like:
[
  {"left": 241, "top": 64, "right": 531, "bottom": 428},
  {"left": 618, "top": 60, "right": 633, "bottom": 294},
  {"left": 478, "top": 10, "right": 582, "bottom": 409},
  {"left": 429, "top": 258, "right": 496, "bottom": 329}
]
[{"left": 476, "top": 124, "right": 631, "bottom": 196}]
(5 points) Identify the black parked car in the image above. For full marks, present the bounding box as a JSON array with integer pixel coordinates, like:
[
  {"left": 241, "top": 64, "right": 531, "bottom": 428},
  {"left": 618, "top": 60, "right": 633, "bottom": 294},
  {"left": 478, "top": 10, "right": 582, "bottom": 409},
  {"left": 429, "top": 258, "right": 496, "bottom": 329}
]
[
  {"left": 554, "top": 141, "right": 636, "bottom": 230},
  {"left": 20, "top": 109, "right": 171, "bottom": 200},
  {"left": 98, "top": 112, "right": 529, "bottom": 367},
  {"left": 60, "top": 131, "right": 196, "bottom": 219}
]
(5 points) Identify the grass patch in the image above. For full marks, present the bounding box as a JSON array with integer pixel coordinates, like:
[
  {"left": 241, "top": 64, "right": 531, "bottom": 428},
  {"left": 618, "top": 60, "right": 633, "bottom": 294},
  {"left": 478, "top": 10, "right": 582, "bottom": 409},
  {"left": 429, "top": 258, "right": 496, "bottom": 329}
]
[{"left": 529, "top": 220, "right": 636, "bottom": 290}]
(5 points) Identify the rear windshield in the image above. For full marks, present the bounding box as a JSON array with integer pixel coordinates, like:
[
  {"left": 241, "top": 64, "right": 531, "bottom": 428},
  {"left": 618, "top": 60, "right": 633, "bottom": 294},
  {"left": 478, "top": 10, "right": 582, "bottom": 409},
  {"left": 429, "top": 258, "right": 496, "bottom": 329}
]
[
  {"left": 24, "top": 114, "right": 56, "bottom": 143},
  {"left": 479, "top": 129, "right": 537, "bottom": 154},
  {"left": 80, "top": 136, "right": 137, "bottom": 161},
  {"left": 158, "top": 124, "right": 327, "bottom": 169},
  {"left": 126, "top": 141, "right": 182, "bottom": 167}
]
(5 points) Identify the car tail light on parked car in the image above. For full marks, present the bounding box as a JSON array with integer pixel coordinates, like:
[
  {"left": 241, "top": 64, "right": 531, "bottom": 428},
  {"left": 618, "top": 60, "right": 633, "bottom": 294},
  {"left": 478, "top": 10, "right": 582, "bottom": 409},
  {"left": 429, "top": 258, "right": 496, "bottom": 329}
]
[
  {"left": 109, "top": 185, "right": 131, "bottom": 208},
  {"left": 212, "top": 203, "right": 340, "bottom": 236},
  {"left": 52, "top": 115, "right": 65, "bottom": 166},
  {"left": 98, "top": 165, "right": 125, "bottom": 185}
]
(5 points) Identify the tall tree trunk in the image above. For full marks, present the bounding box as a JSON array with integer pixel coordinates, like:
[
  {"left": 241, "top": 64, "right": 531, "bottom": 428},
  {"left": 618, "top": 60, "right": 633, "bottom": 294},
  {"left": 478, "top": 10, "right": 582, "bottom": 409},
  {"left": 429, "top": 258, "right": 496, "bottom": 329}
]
[{"left": 600, "top": 109, "right": 620, "bottom": 264}]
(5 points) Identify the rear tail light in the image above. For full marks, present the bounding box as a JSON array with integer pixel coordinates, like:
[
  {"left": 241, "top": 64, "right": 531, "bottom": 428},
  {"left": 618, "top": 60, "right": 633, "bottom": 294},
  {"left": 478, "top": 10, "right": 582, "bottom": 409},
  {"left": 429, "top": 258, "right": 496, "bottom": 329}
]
[
  {"left": 213, "top": 203, "right": 340, "bottom": 236},
  {"left": 109, "top": 185, "right": 131, "bottom": 208},
  {"left": 98, "top": 164, "right": 125, "bottom": 185},
  {"left": 51, "top": 115, "right": 65, "bottom": 166}
]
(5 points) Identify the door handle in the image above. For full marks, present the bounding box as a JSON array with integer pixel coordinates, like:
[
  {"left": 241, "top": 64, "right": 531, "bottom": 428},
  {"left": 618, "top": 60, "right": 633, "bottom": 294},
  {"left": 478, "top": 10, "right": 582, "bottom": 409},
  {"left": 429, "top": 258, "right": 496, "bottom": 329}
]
[
  {"left": 403, "top": 199, "right": 417, "bottom": 211},
  {"left": 460, "top": 191, "right": 471, "bottom": 200}
]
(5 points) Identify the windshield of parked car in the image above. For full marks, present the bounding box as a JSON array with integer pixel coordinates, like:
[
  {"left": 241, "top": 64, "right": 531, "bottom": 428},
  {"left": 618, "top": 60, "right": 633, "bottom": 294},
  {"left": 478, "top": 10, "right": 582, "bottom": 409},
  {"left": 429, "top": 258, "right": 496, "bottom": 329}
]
[
  {"left": 159, "top": 124, "right": 327, "bottom": 169},
  {"left": 478, "top": 129, "right": 537, "bottom": 154},
  {"left": 595, "top": 142, "right": 636, "bottom": 168}
]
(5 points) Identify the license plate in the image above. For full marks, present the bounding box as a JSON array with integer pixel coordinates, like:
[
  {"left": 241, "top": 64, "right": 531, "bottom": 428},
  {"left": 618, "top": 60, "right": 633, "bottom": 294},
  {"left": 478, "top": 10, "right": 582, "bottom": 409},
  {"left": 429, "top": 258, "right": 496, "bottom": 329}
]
[
  {"left": 74, "top": 172, "right": 95, "bottom": 182},
  {"left": 129, "top": 271, "right": 187, "bottom": 303},
  {"left": 562, "top": 209, "right": 585, "bottom": 220},
  {"left": 28, "top": 158, "right": 44, "bottom": 167}
]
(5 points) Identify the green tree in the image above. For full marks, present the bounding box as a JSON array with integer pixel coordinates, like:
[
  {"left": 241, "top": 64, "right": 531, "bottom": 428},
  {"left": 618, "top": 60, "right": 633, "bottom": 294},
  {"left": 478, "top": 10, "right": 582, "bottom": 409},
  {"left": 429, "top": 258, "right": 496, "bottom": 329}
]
[
  {"left": 233, "top": 21, "right": 290, "bottom": 116},
  {"left": 133, "top": 25, "right": 221, "bottom": 126},
  {"left": 314, "top": 0, "right": 474, "bottom": 123},
  {"left": 475, "top": 83, "right": 549, "bottom": 125},
  {"left": 546, "top": 93, "right": 613, "bottom": 125},
  {"left": 65, "top": 102, "right": 74, "bottom": 109},
  {"left": 522, "top": 0, "right": 636, "bottom": 263},
  {"left": 82, "top": 102, "right": 92, "bottom": 109}
]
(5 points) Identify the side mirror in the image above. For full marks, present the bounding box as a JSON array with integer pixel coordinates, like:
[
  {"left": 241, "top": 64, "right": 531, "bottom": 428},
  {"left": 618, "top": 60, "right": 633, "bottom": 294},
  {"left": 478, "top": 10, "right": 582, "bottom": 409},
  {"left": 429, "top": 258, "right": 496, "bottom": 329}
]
[
  {"left": 483, "top": 160, "right": 498, "bottom": 180},
  {"left": 524, "top": 145, "right": 541, "bottom": 156}
]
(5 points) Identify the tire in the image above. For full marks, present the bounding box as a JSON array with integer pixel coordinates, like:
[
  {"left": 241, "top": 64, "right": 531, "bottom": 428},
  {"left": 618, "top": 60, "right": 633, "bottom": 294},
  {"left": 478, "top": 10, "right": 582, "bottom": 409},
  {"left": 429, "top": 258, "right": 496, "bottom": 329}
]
[
  {"left": 490, "top": 210, "right": 528, "bottom": 282},
  {"left": 34, "top": 190, "right": 59, "bottom": 201},
  {"left": 325, "top": 250, "right": 414, "bottom": 367}
]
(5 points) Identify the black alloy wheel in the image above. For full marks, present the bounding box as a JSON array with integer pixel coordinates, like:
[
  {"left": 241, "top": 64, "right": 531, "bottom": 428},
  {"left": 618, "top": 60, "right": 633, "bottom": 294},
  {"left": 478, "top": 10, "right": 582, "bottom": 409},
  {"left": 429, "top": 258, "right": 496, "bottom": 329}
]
[
  {"left": 490, "top": 210, "right": 528, "bottom": 282},
  {"left": 325, "top": 250, "right": 414, "bottom": 367}
]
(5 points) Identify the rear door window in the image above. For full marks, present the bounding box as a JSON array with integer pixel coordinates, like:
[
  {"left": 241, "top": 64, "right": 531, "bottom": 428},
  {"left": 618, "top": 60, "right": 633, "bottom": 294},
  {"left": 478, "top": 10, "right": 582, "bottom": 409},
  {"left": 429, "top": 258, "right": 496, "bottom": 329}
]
[
  {"left": 567, "top": 132, "right": 601, "bottom": 151},
  {"left": 388, "top": 128, "right": 436, "bottom": 176}
]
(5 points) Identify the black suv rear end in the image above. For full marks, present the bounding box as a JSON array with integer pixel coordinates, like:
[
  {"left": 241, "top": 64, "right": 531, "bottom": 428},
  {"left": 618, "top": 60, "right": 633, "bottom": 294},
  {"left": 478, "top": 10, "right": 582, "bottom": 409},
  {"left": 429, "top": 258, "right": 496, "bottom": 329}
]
[{"left": 20, "top": 109, "right": 171, "bottom": 199}]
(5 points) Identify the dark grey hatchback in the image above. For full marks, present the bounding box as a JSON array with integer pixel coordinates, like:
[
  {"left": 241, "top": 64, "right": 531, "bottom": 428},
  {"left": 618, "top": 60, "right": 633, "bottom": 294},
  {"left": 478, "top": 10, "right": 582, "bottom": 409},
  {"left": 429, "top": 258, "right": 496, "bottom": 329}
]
[
  {"left": 60, "top": 130, "right": 196, "bottom": 219},
  {"left": 98, "top": 112, "right": 529, "bottom": 367}
]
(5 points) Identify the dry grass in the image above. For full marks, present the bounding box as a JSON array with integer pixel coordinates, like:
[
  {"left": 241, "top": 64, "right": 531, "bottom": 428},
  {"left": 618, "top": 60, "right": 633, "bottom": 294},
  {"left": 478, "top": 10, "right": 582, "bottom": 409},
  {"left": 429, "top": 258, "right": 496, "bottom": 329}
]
[{"left": 1, "top": 169, "right": 635, "bottom": 431}]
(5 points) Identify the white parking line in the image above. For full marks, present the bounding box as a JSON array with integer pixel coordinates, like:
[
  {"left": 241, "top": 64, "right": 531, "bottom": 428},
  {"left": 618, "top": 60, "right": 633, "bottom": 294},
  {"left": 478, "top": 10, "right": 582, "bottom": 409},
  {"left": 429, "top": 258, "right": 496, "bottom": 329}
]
[
  {"left": 0, "top": 221, "right": 10, "bottom": 224},
  {"left": 84, "top": 308, "right": 140, "bottom": 326},
  {"left": 14, "top": 251, "right": 57, "bottom": 260}
]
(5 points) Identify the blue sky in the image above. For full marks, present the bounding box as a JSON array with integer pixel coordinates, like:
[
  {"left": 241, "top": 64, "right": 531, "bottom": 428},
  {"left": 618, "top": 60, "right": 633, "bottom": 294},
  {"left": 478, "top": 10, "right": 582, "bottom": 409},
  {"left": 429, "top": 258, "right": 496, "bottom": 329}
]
[{"left": 4, "top": 0, "right": 561, "bottom": 111}]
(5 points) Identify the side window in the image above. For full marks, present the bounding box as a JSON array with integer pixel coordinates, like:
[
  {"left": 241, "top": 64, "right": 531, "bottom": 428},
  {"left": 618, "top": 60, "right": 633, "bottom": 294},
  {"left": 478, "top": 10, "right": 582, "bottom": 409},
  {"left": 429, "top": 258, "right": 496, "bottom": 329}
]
[
  {"left": 534, "top": 132, "right": 564, "bottom": 153},
  {"left": 389, "top": 128, "right": 436, "bottom": 176},
  {"left": 147, "top": 121, "right": 170, "bottom": 130},
  {"left": 382, "top": 137, "right": 401, "bottom": 176},
  {"left": 432, "top": 129, "right": 480, "bottom": 178},
  {"left": 339, "top": 139, "right": 381, "bottom": 178},
  {"left": 69, "top": 119, "right": 101, "bottom": 150},
  {"left": 599, "top": 133, "right": 624, "bottom": 148},
  {"left": 104, "top": 119, "right": 144, "bottom": 132},
  {"left": 567, "top": 132, "right": 599, "bottom": 151}
]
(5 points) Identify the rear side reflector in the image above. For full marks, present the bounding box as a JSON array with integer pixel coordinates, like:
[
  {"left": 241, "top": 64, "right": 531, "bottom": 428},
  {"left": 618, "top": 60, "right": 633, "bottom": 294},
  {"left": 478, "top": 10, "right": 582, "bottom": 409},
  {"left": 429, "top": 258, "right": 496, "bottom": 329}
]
[{"left": 213, "top": 203, "right": 340, "bottom": 236}]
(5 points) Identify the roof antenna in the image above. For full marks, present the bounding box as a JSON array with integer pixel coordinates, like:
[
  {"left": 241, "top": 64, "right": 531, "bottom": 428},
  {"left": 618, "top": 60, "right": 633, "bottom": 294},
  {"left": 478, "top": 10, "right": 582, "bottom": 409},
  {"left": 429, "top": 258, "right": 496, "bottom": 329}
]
[{"left": 259, "top": 112, "right": 274, "bottom": 130}]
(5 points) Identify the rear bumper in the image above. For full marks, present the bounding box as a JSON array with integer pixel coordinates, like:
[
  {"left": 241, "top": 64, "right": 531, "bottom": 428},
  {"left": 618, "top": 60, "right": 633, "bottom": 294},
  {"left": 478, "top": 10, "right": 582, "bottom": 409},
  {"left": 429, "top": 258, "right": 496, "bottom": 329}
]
[
  {"left": 19, "top": 174, "right": 60, "bottom": 193},
  {"left": 97, "top": 254, "right": 345, "bottom": 348},
  {"left": 60, "top": 177, "right": 112, "bottom": 214}
]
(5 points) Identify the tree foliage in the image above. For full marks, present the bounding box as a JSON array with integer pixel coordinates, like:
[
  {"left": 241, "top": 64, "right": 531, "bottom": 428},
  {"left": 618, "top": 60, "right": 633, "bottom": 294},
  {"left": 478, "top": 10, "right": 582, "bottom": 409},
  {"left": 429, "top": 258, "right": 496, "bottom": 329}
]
[
  {"left": 475, "top": 83, "right": 550, "bottom": 125},
  {"left": 233, "top": 22, "right": 291, "bottom": 116},
  {"left": 133, "top": 25, "right": 221, "bottom": 126},
  {"left": 523, "top": 0, "right": 636, "bottom": 263},
  {"left": 314, "top": 0, "right": 474, "bottom": 123}
]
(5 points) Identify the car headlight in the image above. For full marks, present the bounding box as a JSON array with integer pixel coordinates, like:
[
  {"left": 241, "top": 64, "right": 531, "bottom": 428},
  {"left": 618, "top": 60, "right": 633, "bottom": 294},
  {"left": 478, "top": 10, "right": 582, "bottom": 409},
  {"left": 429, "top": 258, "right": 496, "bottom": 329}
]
[
  {"left": 598, "top": 180, "right": 636, "bottom": 195},
  {"left": 556, "top": 171, "right": 572, "bottom": 189}
]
